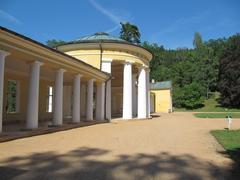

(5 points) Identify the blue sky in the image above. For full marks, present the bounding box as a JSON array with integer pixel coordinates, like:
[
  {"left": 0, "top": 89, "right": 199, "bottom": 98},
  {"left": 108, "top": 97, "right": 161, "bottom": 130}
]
[{"left": 0, "top": 0, "right": 239, "bottom": 49}]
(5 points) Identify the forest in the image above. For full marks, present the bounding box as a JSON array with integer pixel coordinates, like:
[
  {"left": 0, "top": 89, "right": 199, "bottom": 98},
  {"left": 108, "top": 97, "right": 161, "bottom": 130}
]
[
  {"left": 143, "top": 32, "right": 240, "bottom": 109},
  {"left": 46, "top": 22, "right": 240, "bottom": 110}
]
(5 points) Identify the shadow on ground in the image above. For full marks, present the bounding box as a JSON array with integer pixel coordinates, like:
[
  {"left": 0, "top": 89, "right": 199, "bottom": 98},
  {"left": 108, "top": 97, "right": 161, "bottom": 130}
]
[
  {"left": 219, "top": 148, "right": 240, "bottom": 179},
  {"left": 151, "top": 114, "right": 161, "bottom": 118},
  {"left": 0, "top": 147, "right": 237, "bottom": 180}
]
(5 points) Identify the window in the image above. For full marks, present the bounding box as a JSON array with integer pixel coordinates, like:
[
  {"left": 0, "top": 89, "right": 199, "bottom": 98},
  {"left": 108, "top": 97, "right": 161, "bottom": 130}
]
[
  {"left": 46, "top": 86, "right": 53, "bottom": 113},
  {"left": 7, "top": 80, "right": 19, "bottom": 113}
]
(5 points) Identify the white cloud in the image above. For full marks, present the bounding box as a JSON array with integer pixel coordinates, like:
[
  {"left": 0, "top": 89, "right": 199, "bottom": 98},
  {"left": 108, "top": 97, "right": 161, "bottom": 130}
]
[
  {"left": 89, "top": 0, "right": 121, "bottom": 24},
  {"left": 89, "top": 0, "right": 132, "bottom": 33},
  {"left": 0, "top": 9, "right": 22, "bottom": 25},
  {"left": 105, "top": 24, "right": 120, "bottom": 33}
]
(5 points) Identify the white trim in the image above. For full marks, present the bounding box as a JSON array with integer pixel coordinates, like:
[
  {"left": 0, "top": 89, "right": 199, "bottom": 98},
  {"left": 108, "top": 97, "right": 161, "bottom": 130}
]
[
  {"left": 0, "top": 50, "right": 10, "bottom": 58},
  {"left": 102, "top": 58, "right": 113, "bottom": 62},
  {"left": 101, "top": 61, "right": 112, "bottom": 74},
  {"left": 0, "top": 41, "right": 109, "bottom": 81}
]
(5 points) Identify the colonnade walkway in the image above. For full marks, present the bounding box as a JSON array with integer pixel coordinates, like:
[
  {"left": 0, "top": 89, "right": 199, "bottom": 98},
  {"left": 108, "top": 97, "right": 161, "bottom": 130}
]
[
  {"left": 0, "top": 119, "right": 108, "bottom": 142},
  {"left": 0, "top": 112, "right": 239, "bottom": 179}
]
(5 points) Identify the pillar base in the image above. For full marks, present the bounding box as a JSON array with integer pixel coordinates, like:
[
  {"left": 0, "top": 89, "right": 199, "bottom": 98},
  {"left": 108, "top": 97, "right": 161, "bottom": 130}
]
[
  {"left": 20, "top": 128, "right": 35, "bottom": 131},
  {"left": 72, "top": 121, "right": 80, "bottom": 124},
  {"left": 48, "top": 124, "right": 62, "bottom": 128}
]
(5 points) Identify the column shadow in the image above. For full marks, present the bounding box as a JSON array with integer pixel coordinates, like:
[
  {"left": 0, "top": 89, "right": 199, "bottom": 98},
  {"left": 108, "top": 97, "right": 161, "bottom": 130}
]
[{"left": 0, "top": 146, "right": 237, "bottom": 180}]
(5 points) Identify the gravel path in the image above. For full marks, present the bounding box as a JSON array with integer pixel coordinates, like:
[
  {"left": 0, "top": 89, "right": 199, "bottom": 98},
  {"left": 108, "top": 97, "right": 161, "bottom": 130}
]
[{"left": 0, "top": 112, "right": 239, "bottom": 180}]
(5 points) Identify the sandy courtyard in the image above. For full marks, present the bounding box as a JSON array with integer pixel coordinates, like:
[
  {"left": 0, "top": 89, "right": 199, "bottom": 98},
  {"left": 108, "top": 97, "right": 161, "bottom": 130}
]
[{"left": 0, "top": 112, "right": 239, "bottom": 180}]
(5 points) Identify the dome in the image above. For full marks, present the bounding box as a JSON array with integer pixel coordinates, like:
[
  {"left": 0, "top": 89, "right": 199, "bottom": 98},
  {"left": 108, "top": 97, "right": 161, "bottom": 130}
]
[{"left": 73, "top": 32, "right": 127, "bottom": 43}]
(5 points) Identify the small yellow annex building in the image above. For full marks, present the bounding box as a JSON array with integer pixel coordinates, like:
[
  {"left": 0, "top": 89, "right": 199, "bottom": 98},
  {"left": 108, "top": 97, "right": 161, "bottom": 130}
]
[{"left": 150, "top": 81, "right": 173, "bottom": 113}]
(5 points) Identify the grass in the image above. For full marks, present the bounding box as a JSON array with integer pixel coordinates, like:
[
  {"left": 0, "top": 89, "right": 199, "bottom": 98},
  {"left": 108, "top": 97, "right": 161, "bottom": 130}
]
[
  {"left": 175, "top": 92, "right": 240, "bottom": 112},
  {"left": 211, "top": 130, "right": 240, "bottom": 165},
  {"left": 194, "top": 113, "right": 240, "bottom": 118}
]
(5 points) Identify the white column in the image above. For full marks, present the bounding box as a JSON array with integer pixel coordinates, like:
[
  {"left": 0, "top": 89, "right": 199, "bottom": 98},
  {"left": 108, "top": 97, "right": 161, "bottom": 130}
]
[
  {"left": 101, "top": 59, "right": 112, "bottom": 74},
  {"left": 0, "top": 50, "right": 10, "bottom": 132},
  {"left": 132, "top": 74, "right": 137, "bottom": 117},
  {"left": 86, "top": 79, "right": 94, "bottom": 121},
  {"left": 106, "top": 80, "right": 111, "bottom": 120},
  {"left": 101, "top": 60, "right": 112, "bottom": 121},
  {"left": 53, "top": 69, "right": 65, "bottom": 126},
  {"left": 138, "top": 66, "right": 147, "bottom": 118},
  {"left": 96, "top": 82, "right": 105, "bottom": 121},
  {"left": 146, "top": 69, "right": 151, "bottom": 117},
  {"left": 26, "top": 61, "right": 43, "bottom": 129},
  {"left": 72, "top": 74, "right": 82, "bottom": 123},
  {"left": 122, "top": 61, "right": 132, "bottom": 119}
]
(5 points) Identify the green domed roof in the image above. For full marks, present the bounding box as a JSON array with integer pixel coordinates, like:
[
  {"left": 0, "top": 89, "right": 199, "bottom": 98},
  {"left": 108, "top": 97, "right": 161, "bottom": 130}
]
[{"left": 73, "top": 32, "right": 127, "bottom": 43}]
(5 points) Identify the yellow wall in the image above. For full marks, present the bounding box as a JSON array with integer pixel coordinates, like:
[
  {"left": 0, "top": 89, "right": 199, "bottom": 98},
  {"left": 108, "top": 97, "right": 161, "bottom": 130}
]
[
  {"left": 3, "top": 72, "right": 54, "bottom": 123},
  {"left": 151, "top": 89, "right": 172, "bottom": 113},
  {"left": 64, "top": 49, "right": 149, "bottom": 69},
  {"left": 111, "top": 88, "right": 123, "bottom": 116},
  {"left": 65, "top": 50, "right": 101, "bottom": 69}
]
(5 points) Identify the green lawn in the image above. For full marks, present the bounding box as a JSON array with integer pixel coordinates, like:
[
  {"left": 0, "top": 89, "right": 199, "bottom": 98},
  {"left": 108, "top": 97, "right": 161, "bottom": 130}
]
[
  {"left": 194, "top": 113, "right": 240, "bottom": 118},
  {"left": 176, "top": 92, "right": 240, "bottom": 112},
  {"left": 211, "top": 130, "right": 240, "bottom": 165}
]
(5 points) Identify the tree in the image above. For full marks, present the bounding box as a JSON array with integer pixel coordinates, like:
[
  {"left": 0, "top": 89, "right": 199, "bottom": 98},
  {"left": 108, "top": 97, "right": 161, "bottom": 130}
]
[
  {"left": 193, "top": 32, "right": 203, "bottom": 49},
  {"left": 173, "top": 83, "right": 205, "bottom": 109},
  {"left": 194, "top": 45, "right": 219, "bottom": 99},
  {"left": 218, "top": 34, "right": 240, "bottom": 107},
  {"left": 46, "top": 39, "right": 67, "bottom": 48},
  {"left": 120, "top": 22, "right": 141, "bottom": 44}
]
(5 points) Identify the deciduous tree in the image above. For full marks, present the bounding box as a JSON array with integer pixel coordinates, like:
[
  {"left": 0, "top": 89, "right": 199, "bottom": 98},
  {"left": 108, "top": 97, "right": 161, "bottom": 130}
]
[
  {"left": 120, "top": 22, "right": 141, "bottom": 44},
  {"left": 218, "top": 34, "right": 240, "bottom": 107}
]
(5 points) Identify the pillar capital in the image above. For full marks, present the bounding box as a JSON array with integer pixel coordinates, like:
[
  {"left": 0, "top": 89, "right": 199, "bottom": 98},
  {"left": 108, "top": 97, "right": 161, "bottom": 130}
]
[
  {"left": 145, "top": 68, "right": 150, "bottom": 72},
  {"left": 57, "top": 68, "right": 66, "bottom": 73},
  {"left": 123, "top": 60, "right": 134, "bottom": 65},
  {"left": 96, "top": 81, "right": 105, "bottom": 85},
  {"left": 30, "top": 60, "right": 44, "bottom": 66},
  {"left": 75, "top": 73, "right": 83, "bottom": 78},
  {"left": 137, "top": 64, "right": 147, "bottom": 70},
  {"left": 88, "top": 78, "right": 95, "bottom": 82},
  {"left": 0, "top": 50, "right": 10, "bottom": 59}
]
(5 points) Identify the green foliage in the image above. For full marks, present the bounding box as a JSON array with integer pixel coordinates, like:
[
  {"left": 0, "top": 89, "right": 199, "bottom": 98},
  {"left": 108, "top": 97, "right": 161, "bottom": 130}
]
[
  {"left": 44, "top": 27, "right": 239, "bottom": 110},
  {"left": 7, "top": 81, "right": 17, "bottom": 113},
  {"left": 46, "top": 39, "right": 67, "bottom": 48},
  {"left": 218, "top": 34, "right": 240, "bottom": 108},
  {"left": 175, "top": 92, "right": 240, "bottom": 112},
  {"left": 174, "top": 83, "right": 204, "bottom": 109},
  {"left": 120, "top": 22, "right": 141, "bottom": 44},
  {"left": 194, "top": 113, "right": 240, "bottom": 118},
  {"left": 143, "top": 32, "right": 237, "bottom": 109},
  {"left": 193, "top": 32, "right": 203, "bottom": 49}
]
